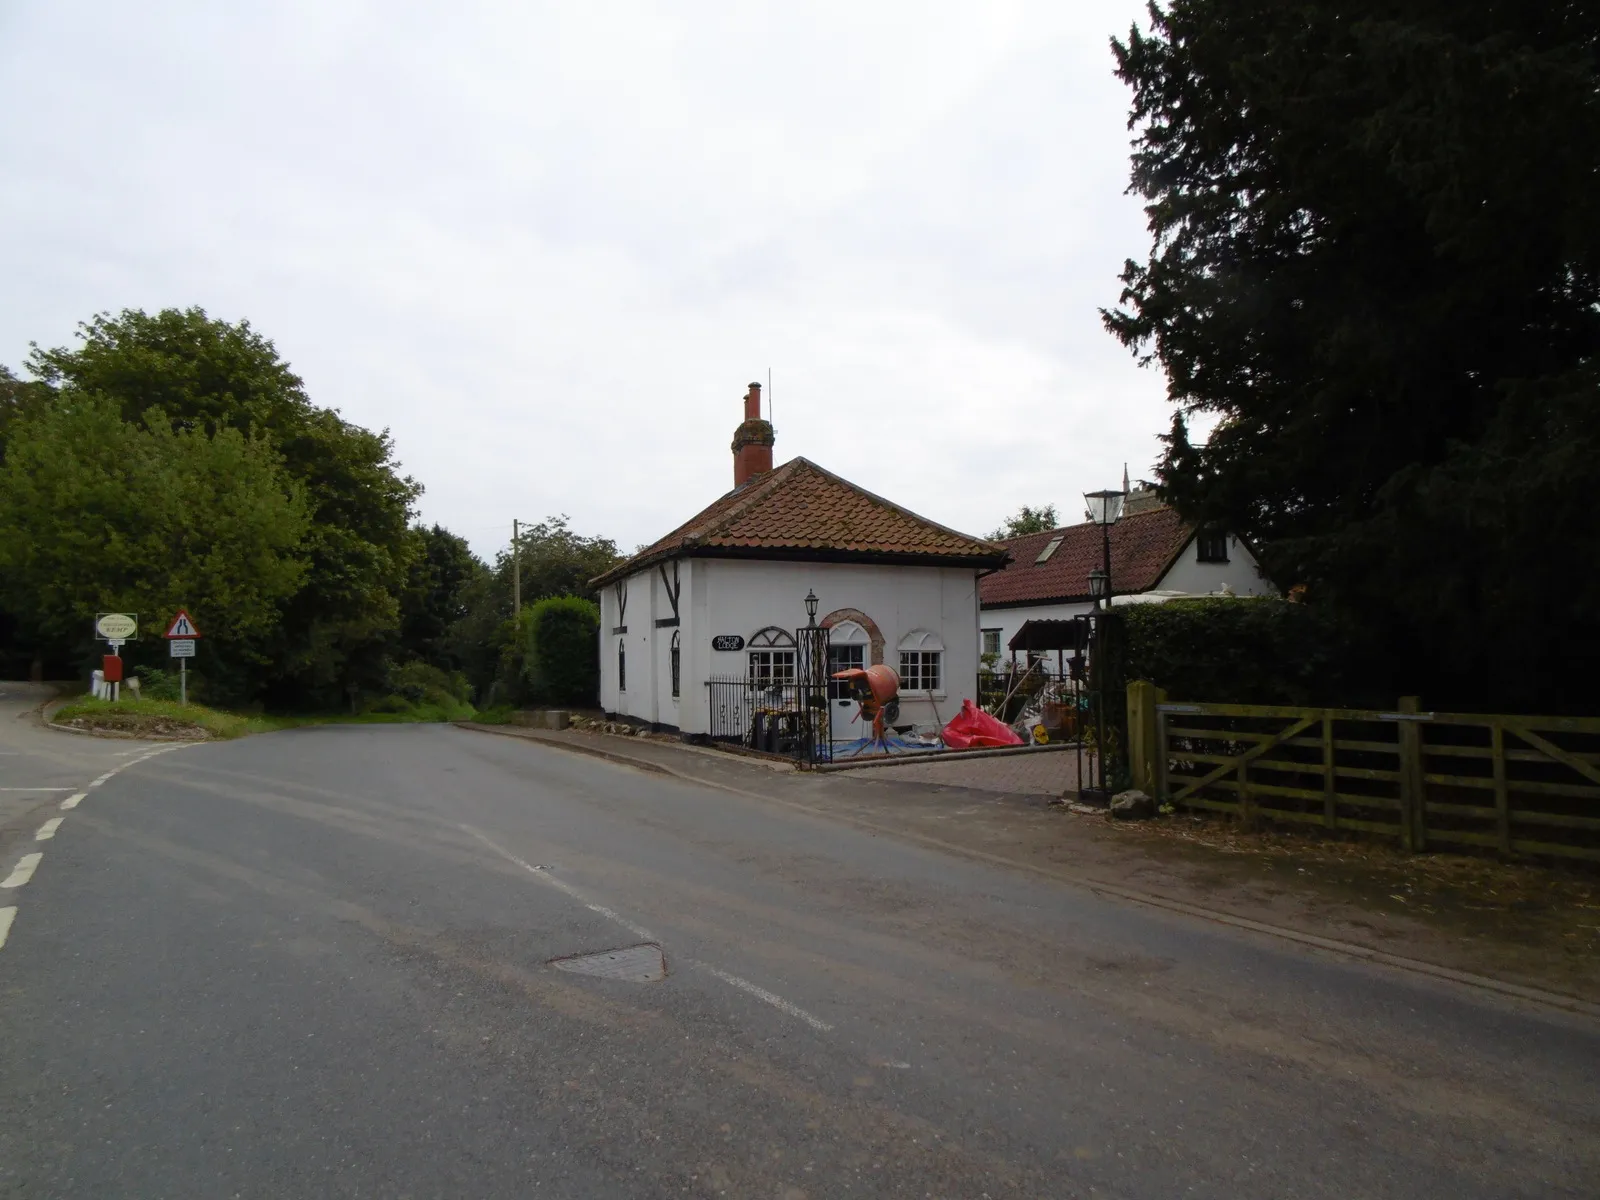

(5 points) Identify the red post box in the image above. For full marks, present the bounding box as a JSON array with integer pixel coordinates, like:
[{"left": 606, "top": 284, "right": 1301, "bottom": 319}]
[{"left": 101, "top": 654, "right": 124, "bottom": 683}]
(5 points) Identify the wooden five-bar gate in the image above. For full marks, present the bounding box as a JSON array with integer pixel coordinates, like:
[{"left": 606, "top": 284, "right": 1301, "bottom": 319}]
[{"left": 1126, "top": 682, "right": 1600, "bottom": 861}]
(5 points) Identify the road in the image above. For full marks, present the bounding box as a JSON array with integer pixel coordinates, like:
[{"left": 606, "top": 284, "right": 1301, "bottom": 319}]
[{"left": 0, "top": 708, "right": 1596, "bottom": 1197}]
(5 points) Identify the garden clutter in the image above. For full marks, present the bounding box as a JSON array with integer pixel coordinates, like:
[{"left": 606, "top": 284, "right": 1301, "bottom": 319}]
[{"left": 942, "top": 699, "right": 1025, "bottom": 749}]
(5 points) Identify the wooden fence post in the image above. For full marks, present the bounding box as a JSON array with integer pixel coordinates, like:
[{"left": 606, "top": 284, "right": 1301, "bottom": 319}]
[
  {"left": 1126, "top": 681, "right": 1160, "bottom": 794},
  {"left": 1322, "top": 713, "right": 1337, "bottom": 829},
  {"left": 1491, "top": 722, "right": 1511, "bottom": 854},
  {"left": 1154, "top": 695, "right": 1170, "bottom": 804},
  {"left": 1237, "top": 754, "right": 1253, "bottom": 829},
  {"left": 1397, "top": 695, "right": 1424, "bottom": 852}
]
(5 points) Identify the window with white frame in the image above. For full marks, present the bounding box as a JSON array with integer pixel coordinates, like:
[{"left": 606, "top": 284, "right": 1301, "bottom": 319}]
[
  {"left": 747, "top": 626, "right": 796, "bottom": 686},
  {"left": 827, "top": 620, "right": 870, "bottom": 698},
  {"left": 898, "top": 629, "right": 944, "bottom": 693}
]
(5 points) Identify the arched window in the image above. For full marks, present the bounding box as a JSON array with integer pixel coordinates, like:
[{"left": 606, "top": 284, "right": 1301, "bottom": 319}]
[
  {"left": 618, "top": 639, "right": 626, "bottom": 693},
  {"left": 747, "top": 626, "right": 796, "bottom": 686},
  {"left": 669, "top": 630, "right": 681, "bottom": 698},
  {"left": 898, "top": 629, "right": 944, "bottom": 693}
]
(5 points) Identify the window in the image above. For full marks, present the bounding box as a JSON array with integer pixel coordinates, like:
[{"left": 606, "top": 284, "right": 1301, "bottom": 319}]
[
  {"left": 981, "top": 628, "right": 1002, "bottom": 657},
  {"left": 826, "top": 619, "right": 870, "bottom": 698},
  {"left": 897, "top": 629, "right": 944, "bottom": 693},
  {"left": 900, "top": 650, "right": 942, "bottom": 692},
  {"left": 617, "top": 639, "right": 626, "bottom": 692},
  {"left": 1197, "top": 528, "right": 1229, "bottom": 563},
  {"left": 1035, "top": 536, "right": 1065, "bottom": 564},
  {"left": 748, "top": 649, "right": 796, "bottom": 686},
  {"left": 669, "top": 630, "right": 680, "bottom": 698},
  {"left": 828, "top": 643, "right": 865, "bottom": 698},
  {"left": 746, "top": 626, "right": 796, "bottom": 686}
]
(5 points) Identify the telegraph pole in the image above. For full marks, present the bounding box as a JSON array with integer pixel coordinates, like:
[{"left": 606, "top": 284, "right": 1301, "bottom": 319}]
[{"left": 512, "top": 518, "right": 521, "bottom": 615}]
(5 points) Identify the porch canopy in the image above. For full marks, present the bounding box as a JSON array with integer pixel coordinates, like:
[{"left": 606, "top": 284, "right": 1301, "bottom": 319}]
[{"left": 1007, "top": 619, "right": 1087, "bottom": 654}]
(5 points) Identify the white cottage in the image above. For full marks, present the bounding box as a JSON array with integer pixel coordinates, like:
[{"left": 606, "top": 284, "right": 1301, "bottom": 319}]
[
  {"left": 591, "top": 383, "right": 1009, "bottom": 741},
  {"left": 978, "top": 490, "right": 1276, "bottom": 662}
]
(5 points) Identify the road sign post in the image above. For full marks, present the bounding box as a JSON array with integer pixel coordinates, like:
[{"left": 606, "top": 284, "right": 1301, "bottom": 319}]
[
  {"left": 93, "top": 614, "right": 137, "bottom": 701},
  {"left": 163, "top": 610, "right": 203, "bottom": 706},
  {"left": 169, "top": 639, "right": 196, "bottom": 704}
]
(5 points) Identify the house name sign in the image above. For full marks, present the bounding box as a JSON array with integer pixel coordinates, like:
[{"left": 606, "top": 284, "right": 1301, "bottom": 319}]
[{"left": 710, "top": 635, "right": 745, "bottom": 652}]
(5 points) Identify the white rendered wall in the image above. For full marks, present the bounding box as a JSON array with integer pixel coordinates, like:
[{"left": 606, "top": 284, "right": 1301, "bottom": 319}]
[
  {"left": 603, "top": 556, "right": 985, "bottom": 734},
  {"left": 1157, "top": 534, "right": 1275, "bottom": 598},
  {"left": 695, "top": 558, "right": 982, "bottom": 734}
]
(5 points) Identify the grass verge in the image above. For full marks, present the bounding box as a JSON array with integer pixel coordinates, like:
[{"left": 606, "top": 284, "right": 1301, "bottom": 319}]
[{"left": 52, "top": 697, "right": 479, "bottom": 740}]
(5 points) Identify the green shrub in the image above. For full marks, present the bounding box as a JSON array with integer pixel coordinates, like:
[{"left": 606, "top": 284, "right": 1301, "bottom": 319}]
[
  {"left": 133, "top": 666, "right": 182, "bottom": 702},
  {"left": 523, "top": 595, "right": 599, "bottom": 707},
  {"left": 1118, "top": 597, "right": 1381, "bottom": 707},
  {"left": 364, "top": 693, "right": 413, "bottom": 714},
  {"left": 388, "top": 660, "right": 470, "bottom": 705}
]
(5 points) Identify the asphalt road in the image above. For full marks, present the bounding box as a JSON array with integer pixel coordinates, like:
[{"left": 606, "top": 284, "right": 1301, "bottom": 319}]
[{"left": 1, "top": 717, "right": 1596, "bottom": 1198}]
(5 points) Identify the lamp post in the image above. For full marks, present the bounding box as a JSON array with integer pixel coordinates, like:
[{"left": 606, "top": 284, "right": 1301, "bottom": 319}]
[
  {"left": 801, "top": 588, "right": 823, "bottom": 762},
  {"left": 1083, "top": 488, "right": 1126, "bottom": 801}
]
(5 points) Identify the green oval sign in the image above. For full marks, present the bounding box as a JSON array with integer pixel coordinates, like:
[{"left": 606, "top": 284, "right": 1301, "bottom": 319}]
[{"left": 95, "top": 613, "right": 138, "bottom": 641}]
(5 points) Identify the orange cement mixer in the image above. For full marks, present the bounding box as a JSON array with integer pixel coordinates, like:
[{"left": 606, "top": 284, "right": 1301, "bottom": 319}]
[{"left": 830, "top": 663, "right": 901, "bottom": 742}]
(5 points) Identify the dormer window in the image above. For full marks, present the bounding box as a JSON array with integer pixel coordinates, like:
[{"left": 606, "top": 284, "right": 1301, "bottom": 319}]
[
  {"left": 1197, "top": 528, "right": 1229, "bottom": 563},
  {"left": 1034, "top": 536, "right": 1065, "bottom": 565}
]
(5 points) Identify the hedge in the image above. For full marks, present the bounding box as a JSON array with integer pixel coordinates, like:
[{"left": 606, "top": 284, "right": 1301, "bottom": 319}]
[
  {"left": 522, "top": 595, "right": 600, "bottom": 707},
  {"left": 1117, "top": 597, "right": 1382, "bottom": 708}
]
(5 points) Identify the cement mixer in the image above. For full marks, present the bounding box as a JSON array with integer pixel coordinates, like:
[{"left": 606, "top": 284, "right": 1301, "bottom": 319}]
[{"left": 830, "top": 663, "right": 901, "bottom": 744}]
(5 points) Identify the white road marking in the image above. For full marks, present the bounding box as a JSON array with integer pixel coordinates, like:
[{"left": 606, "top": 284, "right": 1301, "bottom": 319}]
[
  {"left": 0, "top": 744, "right": 192, "bottom": 956},
  {"left": 84, "top": 744, "right": 182, "bottom": 790},
  {"left": 461, "top": 824, "right": 656, "bottom": 940},
  {"left": 1, "top": 853, "right": 42, "bottom": 889},
  {"left": 460, "top": 823, "right": 833, "bottom": 1033},
  {"left": 694, "top": 963, "right": 834, "bottom": 1032}
]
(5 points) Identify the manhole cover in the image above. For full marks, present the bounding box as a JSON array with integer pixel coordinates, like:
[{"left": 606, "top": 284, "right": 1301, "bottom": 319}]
[{"left": 549, "top": 943, "right": 666, "bottom": 982}]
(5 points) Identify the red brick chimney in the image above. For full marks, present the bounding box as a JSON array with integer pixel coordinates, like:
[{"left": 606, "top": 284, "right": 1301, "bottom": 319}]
[{"left": 731, "top": 381, "right": 774, "bottom": 487}]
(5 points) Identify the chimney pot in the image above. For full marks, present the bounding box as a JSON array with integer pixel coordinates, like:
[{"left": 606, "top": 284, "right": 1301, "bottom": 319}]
[{"left": 732, "top": 381, "right": 774, "bottom": 486}]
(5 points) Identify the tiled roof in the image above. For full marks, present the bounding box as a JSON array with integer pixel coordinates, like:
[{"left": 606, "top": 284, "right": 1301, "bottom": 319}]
[
  {"left": 591, "top": 457, "right": 1009, "bottom": 586},
  {"left": 978, "top": 506, "right": 1193, "bottom": 607}
]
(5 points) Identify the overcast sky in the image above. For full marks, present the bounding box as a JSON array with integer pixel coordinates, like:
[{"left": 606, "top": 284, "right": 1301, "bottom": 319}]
[{"left": 1, "top": 1, "right": 1171, "bottom": 559}]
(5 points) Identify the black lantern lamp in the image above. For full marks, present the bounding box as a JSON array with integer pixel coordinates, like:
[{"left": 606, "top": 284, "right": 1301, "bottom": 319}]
[
  {"left": 804, "top": 588, "right": 819, "bottom": 626},
  {"left": 1087, "top": 567, "right": 1109, "bottom": 601}
]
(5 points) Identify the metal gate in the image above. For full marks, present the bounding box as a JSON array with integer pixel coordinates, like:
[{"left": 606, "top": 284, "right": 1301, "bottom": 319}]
[{"left": 705, "top": 621, "right": 831, "bottom": 764}]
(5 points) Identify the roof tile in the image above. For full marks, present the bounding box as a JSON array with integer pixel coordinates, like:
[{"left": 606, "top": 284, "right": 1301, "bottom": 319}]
[
  {"left": 592, "top": 457, "right": 1008, "bottom": 586},
  {"left": 979, "top": 507, "right": 1193, "bottom": 607}
]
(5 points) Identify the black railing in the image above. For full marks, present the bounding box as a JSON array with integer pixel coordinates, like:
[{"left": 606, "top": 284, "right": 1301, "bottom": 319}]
[
  {"left": 978, "top": 666, "right": 1086, "bottom": 732},
  {"left": 706, "top": 675, "right": 830, "bottom": 763}
]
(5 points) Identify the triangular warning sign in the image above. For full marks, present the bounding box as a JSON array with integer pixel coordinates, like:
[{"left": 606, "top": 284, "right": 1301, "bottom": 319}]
[{"left": 164, "top": 609, "right": 202, "bottom": 639}]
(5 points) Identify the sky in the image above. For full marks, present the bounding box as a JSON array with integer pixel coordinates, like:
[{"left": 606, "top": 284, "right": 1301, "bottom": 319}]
[{"left": 0, "top": 0, "right": 1172, "bottom": 559}]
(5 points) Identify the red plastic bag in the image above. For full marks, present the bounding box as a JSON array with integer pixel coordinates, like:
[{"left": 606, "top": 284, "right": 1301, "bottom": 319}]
[{"left": 941, "top": 699, "right": 1024, "bottom": 749}]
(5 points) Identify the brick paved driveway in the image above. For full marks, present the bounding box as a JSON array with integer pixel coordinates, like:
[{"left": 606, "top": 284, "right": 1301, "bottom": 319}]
[{"left": 833, "top": 747, "right": 1084, "bottom": 797}]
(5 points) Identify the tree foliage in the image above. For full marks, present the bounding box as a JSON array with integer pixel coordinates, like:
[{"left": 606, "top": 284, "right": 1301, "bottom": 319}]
[
  {"left": 447, "top": 516, "right": 622, "bottom": 703},
  {"left": 398, "top": 525, "right": 484, "bottom": 669},
  {"left": 1106, "top": 2, "right": 1600, "bottom": 710},
  {"left": 0, "top": 394, "right": 310, "bottom": 700},
  {"left": 23, "top": 308, "right": 422, "bottom": 706},
  {"left": 988, "top": 504, "right": 1059, "bottom": 540}
]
